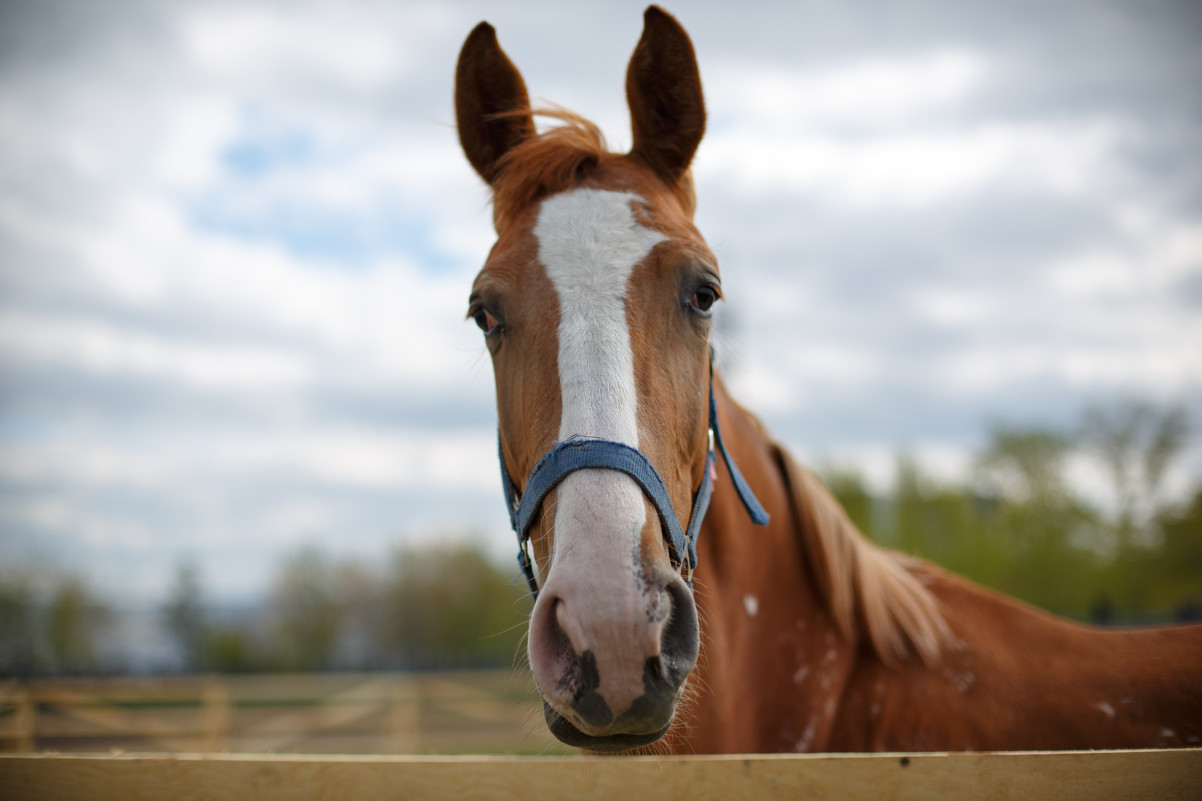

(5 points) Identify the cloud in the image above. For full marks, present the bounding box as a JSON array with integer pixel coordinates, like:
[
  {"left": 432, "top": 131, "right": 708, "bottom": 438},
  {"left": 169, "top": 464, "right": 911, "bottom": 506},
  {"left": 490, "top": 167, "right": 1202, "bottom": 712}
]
[
  {"left": 1, "top": 0, "right": 1199, "bottom": 605},
  {"left": 700, "top": 45, "right": 1123, "bottom": 210},
  {"left": 709, "top": 49, "right": 988, "bottom": 130}
]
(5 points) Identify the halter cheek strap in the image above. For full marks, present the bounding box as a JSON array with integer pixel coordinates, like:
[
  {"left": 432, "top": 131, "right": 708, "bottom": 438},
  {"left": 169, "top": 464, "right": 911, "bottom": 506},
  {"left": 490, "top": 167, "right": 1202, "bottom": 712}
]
[{"left": 498, "top": 354, "right": 769, "bottom": 599}]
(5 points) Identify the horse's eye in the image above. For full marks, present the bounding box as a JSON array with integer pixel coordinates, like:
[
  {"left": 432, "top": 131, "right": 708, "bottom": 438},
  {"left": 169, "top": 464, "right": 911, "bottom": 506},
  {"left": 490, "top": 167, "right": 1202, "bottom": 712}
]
[
  {"left": 469, "top": 305, "right": 500, "bottom": 335},
  {"left": 689, "top": 285, "right": 720, "bottom": 315}
]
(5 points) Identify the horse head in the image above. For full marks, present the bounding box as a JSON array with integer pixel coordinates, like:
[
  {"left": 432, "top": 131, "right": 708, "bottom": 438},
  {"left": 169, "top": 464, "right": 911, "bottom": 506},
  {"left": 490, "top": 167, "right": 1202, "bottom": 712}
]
[{"left": 456, "top": 7, "right": 729, "bottom": 751}]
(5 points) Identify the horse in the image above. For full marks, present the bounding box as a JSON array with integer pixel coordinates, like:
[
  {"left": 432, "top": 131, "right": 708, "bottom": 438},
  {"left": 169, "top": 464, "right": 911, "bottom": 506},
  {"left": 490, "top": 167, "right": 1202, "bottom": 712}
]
[{"left": 454, "top": 6, "right": 1202, "bottom": 754}]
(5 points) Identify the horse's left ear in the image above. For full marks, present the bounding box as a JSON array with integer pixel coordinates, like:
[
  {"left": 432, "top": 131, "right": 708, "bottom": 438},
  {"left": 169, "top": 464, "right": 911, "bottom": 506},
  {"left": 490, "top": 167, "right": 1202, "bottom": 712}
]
[{"left": 626, "top": 6, "right": 706, "bottom": 182}]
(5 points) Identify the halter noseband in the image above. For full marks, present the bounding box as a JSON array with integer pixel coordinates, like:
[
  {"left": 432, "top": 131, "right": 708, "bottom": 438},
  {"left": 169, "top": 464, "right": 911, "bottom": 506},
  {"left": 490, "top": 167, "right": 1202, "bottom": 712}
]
[{"left": 498, "top": 351, "right": 770, "bottom": 598}]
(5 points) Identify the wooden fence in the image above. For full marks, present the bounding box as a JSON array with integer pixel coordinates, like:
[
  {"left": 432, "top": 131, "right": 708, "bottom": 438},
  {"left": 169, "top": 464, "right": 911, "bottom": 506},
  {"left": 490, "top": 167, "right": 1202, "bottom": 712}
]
[
  {"left": 0, "top": 672, "right": 568, "bottom": 755},
  {"left": 1, "top": 749, "right": 1199, "bottom": 801},
  {"left": 3, "top": 675, "right": 1199, "bottom": 799}
]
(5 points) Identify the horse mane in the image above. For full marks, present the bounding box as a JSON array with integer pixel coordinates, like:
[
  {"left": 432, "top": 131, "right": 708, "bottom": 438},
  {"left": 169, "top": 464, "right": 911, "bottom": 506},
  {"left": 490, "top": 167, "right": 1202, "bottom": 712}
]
[
  {"left": 771, "top": 443, "right": 952, "bottom": 666},
  {"left": 490, "top": 107, "right": 613, "bottom": 230}
]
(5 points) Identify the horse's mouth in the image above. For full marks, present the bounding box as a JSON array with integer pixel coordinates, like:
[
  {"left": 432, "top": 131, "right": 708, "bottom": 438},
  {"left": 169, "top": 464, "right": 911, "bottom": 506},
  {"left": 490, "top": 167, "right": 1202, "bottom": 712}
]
[{"left": 543, "top": 702, "right": 671, "bottom": 753}]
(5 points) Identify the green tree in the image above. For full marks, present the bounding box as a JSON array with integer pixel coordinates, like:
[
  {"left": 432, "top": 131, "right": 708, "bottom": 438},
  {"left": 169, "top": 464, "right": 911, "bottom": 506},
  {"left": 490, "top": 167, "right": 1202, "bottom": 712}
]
[
  {"left": 1079, "top": 400, "right": 1191, "bottom": 617},
  {"left": 163, "top": 561, "right": 207, "bottom": 671},
  {"left": 880, "top": 457, "right": 1006, "bottom": 593},
  {"left": 267, "top": 547, "right": 348, "bottom": 671},
  {"left": 376, "top": 542, "right": 530, "bottom": 670},
  {"left": 1152, "top": 489, "right": 1202, "bottom": 620},
  {"left": 0, "top": 572, "right": 41, "bottom": 677},
  {"left": 820, "top": 464, "right": 874, "bottom": 536},
  {"left": 1080, "top": 399, "right": 1188, "bottom": 549},
  {"left": 204, "top": 626, "right": 257, "bottom": 672},
  {"left": 974, "top": 426, "right": 1102, "bottom": 616},
  {"left": 45, "top": 577, "right": 112, "bottom": 674}
]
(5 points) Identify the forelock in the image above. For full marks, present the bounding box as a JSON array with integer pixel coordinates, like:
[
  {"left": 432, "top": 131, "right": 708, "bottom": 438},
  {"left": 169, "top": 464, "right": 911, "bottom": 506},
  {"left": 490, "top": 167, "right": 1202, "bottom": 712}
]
[{"left": 490, "top": 108, "right": 614, "bottom": 230}]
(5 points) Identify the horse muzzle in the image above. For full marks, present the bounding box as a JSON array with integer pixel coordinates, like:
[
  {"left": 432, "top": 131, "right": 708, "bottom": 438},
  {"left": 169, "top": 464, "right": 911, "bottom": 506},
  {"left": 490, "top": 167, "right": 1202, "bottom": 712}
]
[{"left": 528, "top": 562, "right": 699, "bottom": 751}]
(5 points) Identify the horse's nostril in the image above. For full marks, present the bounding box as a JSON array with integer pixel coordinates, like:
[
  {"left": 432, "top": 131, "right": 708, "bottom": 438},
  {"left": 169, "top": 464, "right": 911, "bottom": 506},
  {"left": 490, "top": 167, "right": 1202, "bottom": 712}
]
[
  {"left": 549, "top": 600, "right": 580, "bottom": 687},
  {"left": 659, "top": 574, "right": 699, "bottom": 681}
]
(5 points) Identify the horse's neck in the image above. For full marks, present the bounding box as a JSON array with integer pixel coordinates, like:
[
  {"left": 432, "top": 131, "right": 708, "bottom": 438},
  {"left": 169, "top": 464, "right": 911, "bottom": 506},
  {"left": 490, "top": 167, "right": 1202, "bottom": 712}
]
[
  {"left": 850, "top": 569, "right": 1202, "bottom": 750},
  {"left": 687, "top": 379, "right": 859, "bottom": 752},
  {"left": 687, "top": 377, "right": 953, "bottom": 752},
  {"left": 703, "top": 375, "right": 949, "bottom": 655},
  {"left": 686, "top": 380, "right": 1202, "bottom": 753}
]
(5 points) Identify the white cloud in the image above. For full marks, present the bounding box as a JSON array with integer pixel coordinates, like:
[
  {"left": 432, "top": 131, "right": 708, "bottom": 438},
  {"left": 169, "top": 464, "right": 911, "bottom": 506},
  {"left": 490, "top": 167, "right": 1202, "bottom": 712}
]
[
  {"left": 700, "top": 119, "right": 1122, "bottom": 208},
  {"left": 1050, "top": 213, "right": 1202, "bottom": 299},
  {"left": 695, "top": 46, "right": 1127, "bottom": 208},
  {"left": 180, "top": 6, "right": 406, "bottom": 90},
  {"left": 0, "top": 498, "right": 155, "bottom": 550},
  {"left": 709, "top": 49, "right": 988, "bottom": 129},
  {"left": 0, "top": 425, "right": 497, "bottom": 493},
  {"left": 909, "top": 287, "right": 999, "bottom": 328},
  {"left": 0, "top": 311, "right": 312, "bottom": 390},
  {"left": 156, "top": 97, "right": 241, "bottom": 190}
]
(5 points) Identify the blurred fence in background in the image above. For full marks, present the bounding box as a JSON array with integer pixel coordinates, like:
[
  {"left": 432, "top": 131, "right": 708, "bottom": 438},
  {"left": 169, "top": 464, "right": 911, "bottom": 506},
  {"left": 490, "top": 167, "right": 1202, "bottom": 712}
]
[{"left": 0, "top": 671, "right": 568, "bottom": 756}]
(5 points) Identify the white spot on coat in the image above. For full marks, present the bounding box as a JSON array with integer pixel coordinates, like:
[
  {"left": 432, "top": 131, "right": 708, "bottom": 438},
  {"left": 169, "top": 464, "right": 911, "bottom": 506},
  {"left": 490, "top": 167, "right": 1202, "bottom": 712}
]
[
  {"left": 795, "top": 720, "right": 817, "bottom": 753},
  {"left": 793, "top": 665, "right": 810, "bottom": 684},
  {"left": 1095, "top": 701, "right": 1116, "bottom": 718},
  {"left": 942, "top": 668, "right": 976, "bottom": 693},
  {"left": 743, "top": 594, "right": 759, "bottom": 617}
]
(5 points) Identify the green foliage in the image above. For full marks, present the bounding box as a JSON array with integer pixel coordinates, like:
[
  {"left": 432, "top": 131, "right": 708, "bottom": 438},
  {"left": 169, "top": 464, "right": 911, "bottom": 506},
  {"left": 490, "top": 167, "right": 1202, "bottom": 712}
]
[
  {"left": 1080, "top": 399, "right": 1189, "bottom": 549},
  {"left": 140, "top": 540, "right": 532, "bottom": 674},
  {"left": 267, "top": 546, "right": 351, "bottom": 671},
  {"left": 0, "top": 573, "right": 40, "bottom": 676},
  {"left": 203, "top": 626, "right": 256, "bottom": 673},
  {"left": 1151, "top": 490, "right": 1202, "bottom": 618},
  {"left": 0, "top": 571, "right": 113, "bottom": 677},
  {"left": 820, "top": 465, "right": 873, "bottom": 534},
  {"left": 163, "top": 561, "right": 206, "bottom": 668},
  {"left": 823, "top": 401, "right": 1199, "bottom": 623},
  {"left": 373, "top": 543, "right": 530, "bottom": 670}
]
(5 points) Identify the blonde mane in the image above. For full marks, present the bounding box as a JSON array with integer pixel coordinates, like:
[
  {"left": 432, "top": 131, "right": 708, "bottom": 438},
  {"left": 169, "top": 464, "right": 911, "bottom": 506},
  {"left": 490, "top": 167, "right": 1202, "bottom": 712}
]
[{"left": 772, "top": 443, "right": 951, "bottom": 665}]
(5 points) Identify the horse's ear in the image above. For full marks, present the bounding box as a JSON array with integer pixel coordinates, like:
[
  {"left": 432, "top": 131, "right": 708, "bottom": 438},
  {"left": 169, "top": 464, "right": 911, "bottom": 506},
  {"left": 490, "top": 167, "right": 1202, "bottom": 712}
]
[
  {"left": 455, "top": 22, "right": 535, "bottom": 185},
  {"left": 626, "top": 6, "right": 706, "bottom": 182}
]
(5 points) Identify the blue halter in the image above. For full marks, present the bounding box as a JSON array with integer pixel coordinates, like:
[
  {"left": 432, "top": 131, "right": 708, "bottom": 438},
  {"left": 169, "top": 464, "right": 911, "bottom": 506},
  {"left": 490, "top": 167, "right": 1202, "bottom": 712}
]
[{"left": 498, "top": 352, "right": 770, "bottom": 598}]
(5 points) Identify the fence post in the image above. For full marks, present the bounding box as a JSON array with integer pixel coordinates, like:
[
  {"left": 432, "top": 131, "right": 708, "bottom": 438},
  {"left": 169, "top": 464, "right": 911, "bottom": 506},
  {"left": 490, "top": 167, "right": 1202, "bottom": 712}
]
[
  {"left": 14, "top": 686, "right": 36, "bottom": 753},
  {"left": 201, "top": 677, "right": 230, "bottom": 753},
  {"left": 390, "top": 675, "right": 420, "bottom": 754}
]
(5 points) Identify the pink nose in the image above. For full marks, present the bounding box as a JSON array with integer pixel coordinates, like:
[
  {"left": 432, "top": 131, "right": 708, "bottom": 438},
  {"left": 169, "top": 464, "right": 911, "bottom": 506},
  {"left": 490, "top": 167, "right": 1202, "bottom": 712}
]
[{"left": 527, "top": 564, "right": 698, "bottom": 749}]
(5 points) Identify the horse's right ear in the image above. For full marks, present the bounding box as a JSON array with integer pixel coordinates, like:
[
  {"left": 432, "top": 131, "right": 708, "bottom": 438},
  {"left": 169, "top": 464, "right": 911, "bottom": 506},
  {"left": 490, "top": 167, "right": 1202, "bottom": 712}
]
[{"left": 455, "top": 22, "right": 535, "bottom": 186}]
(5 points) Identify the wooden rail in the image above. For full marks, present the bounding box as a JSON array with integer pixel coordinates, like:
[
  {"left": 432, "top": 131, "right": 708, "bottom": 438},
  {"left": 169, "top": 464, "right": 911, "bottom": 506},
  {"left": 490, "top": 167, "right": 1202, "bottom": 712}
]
[
  {"left": 1, "top": 750, "right": 1199, "bottom": 801},
  {"left": 0, "top": 672, "right": 567, "bottom": 755}
]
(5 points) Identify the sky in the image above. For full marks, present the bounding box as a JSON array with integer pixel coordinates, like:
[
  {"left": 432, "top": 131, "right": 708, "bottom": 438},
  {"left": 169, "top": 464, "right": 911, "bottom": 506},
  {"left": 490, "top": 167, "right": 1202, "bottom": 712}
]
[{"left": 1, "top": 0, "right": 1200, "bottom": 605}]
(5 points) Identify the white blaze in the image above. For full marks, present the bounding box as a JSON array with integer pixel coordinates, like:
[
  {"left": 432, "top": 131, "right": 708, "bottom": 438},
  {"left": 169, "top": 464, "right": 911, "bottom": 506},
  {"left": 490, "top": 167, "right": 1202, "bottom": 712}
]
[{"left": 534, "top": 187, "right": 665, "bottom": 570}]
